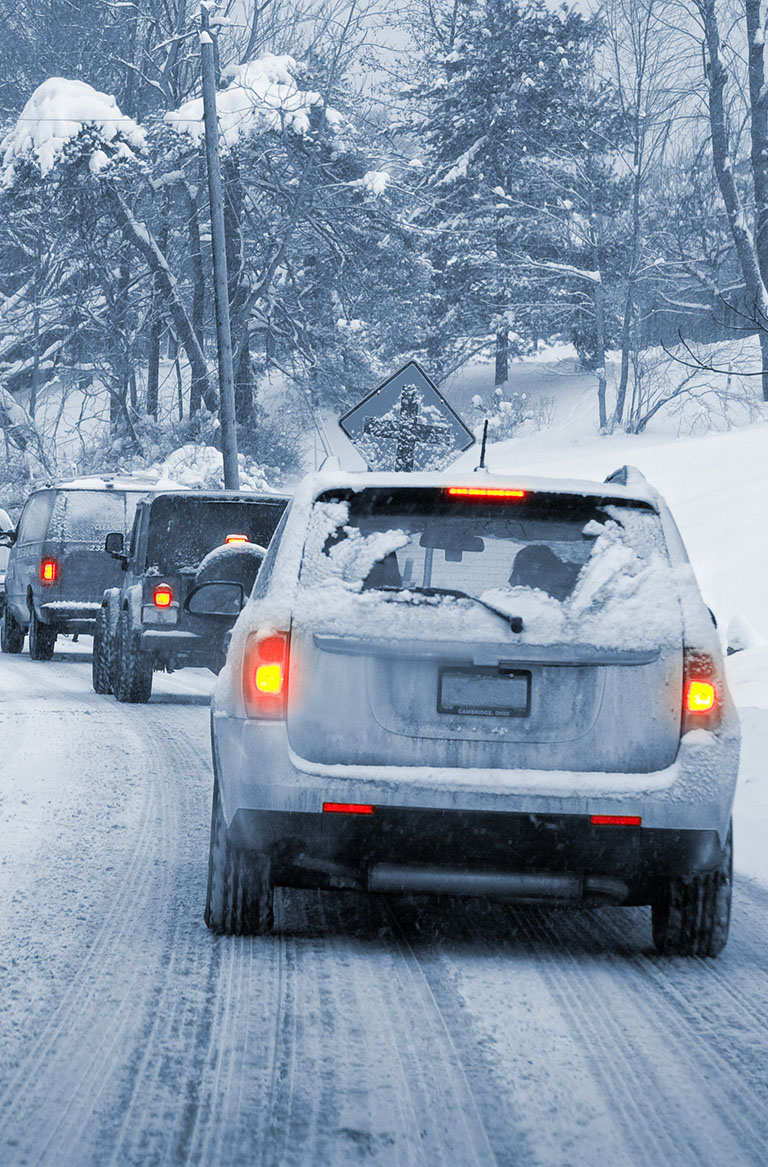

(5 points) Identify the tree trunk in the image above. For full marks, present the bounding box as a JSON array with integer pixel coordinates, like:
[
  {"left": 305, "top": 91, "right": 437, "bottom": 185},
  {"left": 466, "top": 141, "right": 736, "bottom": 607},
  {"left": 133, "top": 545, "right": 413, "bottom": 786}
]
[
  {"left": 146, "top": 222, "right": 168, "bottom": 420},
  {"left": 185, "top": 166, "right": 206, "bottom": 415},
  {"left": 109, "top": 188, "right": 217, "bottom": 414},
  {"left": 495, "top": 329, "right": 509, "bottom": 387},
  {"left": 700, "top": 0, "right": 768, "bottom": 395}
]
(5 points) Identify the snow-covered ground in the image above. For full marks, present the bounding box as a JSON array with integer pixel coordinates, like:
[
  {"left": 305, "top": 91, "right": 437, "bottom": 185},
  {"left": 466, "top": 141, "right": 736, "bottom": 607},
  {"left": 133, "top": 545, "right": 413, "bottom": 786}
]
[{"left": 2, "top": 347, "right": 768, "bottom": 1165}]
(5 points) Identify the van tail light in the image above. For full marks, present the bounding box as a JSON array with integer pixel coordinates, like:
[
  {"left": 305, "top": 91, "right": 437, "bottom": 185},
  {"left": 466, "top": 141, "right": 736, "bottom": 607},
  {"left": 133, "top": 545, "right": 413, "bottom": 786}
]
[
  {"left": 153, "top": 584, "right": 174, "bottom": 608},
  {"left": 40, "top": 558, "right": 58, "bottom": 584},
  {"left": 682, "top": 650, "right": 720, "bottom": 732},
  {"left": 244, "top": 632, "right": 290, "bottom": 719}
]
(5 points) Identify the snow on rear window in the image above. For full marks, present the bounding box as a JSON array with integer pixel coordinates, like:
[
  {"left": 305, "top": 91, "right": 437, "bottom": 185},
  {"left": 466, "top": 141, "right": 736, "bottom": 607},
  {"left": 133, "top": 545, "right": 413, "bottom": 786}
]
[
  {"left": 48, "top": 491, "right": 136, "bottom": 548},
  {"left": 297, "top": 494, "right": 681, "bottom": 650}
]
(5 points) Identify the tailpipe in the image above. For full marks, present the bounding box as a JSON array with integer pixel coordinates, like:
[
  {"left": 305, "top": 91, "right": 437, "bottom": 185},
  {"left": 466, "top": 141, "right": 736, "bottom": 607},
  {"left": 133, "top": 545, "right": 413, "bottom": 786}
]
[{"left": 367, "top": 864, "right": 628, "bottom": 904}]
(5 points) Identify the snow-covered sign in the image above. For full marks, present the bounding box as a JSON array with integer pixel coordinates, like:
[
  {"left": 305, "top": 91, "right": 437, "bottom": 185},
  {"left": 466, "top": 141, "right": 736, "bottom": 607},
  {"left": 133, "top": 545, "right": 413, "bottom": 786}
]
[{"left": 339, "top": 361, "right": 475, "bottom": 472}]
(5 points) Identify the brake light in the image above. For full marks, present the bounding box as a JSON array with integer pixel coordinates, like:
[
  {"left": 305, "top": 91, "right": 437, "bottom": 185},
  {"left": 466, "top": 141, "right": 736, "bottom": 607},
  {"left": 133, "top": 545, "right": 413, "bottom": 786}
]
[
  {"left": 686, "top": 681, "right": 715, "bottom": 713},
  {"left": 225, "top": 533, "right": 248, "bottom": 544},
  {"left": 591, "top": 815, "right": 642, "bottom": 826},
  {"left": 323, "top": 802, "right": 375, "bottom": 815},
  {"left": 682, "top": 650, "right": 720, "bottom": 732},
  {"left": 40, "top": 558, "right": 58, "bottom": 583},
  {"left": 153, "top": 584, "right": 173, "bottom": 608},
  {"left": 244, "top": 632, "right": 289, "bottom": 718},
  {"left": 445, "top": 486, "right": 526, "bottom": 500}
]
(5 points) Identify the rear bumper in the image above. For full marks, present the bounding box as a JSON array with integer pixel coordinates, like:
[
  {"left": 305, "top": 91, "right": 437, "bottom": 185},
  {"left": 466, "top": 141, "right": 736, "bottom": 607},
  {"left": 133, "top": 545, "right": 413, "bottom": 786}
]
[
  {"left": 39, "top": 601, "right": 100, "bottom": 629},
  {"left": 229, "top": 803, "right": 725, "bottom": 903},
  {"left": 140, "top": 628, "right": 221, "bottom": 669},
  {"left": 212, "top": 712, "right": 740, "bottom": 900}
]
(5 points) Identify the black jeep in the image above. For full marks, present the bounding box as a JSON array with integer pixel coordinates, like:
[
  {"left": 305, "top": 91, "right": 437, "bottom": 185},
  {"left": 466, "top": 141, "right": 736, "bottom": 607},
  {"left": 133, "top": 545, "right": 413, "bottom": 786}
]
[{"left": 93, "top": 490, "right": 289, "bottom": 702}]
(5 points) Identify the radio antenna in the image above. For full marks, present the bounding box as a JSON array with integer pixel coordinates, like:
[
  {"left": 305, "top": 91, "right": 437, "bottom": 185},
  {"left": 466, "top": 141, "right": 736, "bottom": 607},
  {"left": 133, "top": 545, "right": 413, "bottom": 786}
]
[{"left": 475, "top": 419, "right": 489, "bottom": 471}]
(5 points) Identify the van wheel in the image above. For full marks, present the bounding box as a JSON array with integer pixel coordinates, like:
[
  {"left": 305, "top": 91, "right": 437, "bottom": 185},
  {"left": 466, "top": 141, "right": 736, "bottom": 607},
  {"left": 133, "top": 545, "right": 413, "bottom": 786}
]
[
  {"left": 114, "top": 610, "right": 152, "bottom": 703},
  {"left": 1, "top": 606, "right": 24, "bottom": 654},
  {"left": 205, "top": 777, "right": 274, "bottom": 935},
  {"left": 652, "top": 822, "right": 732, "bottom": 957},
  {"left": 29, "top": 608, "right": 56, "bottom": 660},
  {"left": 92, "top": 606, "right": 113, "bottom": 694}
]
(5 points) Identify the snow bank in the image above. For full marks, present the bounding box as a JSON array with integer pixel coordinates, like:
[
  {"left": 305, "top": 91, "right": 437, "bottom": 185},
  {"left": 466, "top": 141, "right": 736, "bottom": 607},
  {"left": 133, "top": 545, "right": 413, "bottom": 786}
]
[
  {"left": 2, "top": 78, "right": 145, "bottom": 184},
  {"left": 156, "top": 443, "right": 275, "bottom": 493},
  {"left": 166, "top": 54, "right": 342, "bottom": 147}
]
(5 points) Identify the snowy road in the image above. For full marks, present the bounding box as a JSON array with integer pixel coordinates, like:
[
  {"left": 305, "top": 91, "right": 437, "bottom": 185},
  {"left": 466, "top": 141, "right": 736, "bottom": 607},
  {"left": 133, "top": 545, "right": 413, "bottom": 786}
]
[{"left": 2, "top": 647, "right": 768, "bottom": 1166}]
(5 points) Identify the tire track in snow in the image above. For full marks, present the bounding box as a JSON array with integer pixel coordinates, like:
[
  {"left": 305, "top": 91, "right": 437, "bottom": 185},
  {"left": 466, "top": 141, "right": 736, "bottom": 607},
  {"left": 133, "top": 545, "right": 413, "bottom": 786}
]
[
  {"left": 0, "top": 677, "right": 213, "bottom": 1166},
  {"left": 391, "top": 895, "right": 768, "bottom": 1167}
]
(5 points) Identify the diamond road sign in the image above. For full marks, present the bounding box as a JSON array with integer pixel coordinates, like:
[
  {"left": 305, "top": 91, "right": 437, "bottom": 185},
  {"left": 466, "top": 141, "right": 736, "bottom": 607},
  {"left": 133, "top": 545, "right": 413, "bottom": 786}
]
[{"left": 339, "top": 361, "right": 475, "bottom": 472}]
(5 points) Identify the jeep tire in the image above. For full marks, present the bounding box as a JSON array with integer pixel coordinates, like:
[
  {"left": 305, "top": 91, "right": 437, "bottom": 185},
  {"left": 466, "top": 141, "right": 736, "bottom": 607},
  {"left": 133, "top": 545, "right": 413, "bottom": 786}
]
[
  {"left": 205, "top": 776, "right": 274, "bottom": 935},
  {"left": 114, "top": 609, "right": 152, "bottom": 703},
  {"left": 92, "top": 605, "right": 113, "bottom": 694}
]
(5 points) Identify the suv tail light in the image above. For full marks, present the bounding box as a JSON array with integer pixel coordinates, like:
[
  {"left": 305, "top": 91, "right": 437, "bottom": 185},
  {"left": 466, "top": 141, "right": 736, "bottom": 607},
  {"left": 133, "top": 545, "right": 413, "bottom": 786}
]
[
  {"left": 682, "top": 650, "right": 720, "bottom": 732},
  {"left": 225, "top": 533, "right": 248, "bottom": 544},
  {"left": 40, "top": 558, "right": 58, "bottom": 584},
  {"left": 244, "top": 632, "right": 290, "bottom": 719},
  {"left": 153, "top": 584, "right": 174, "bottom": 608}
]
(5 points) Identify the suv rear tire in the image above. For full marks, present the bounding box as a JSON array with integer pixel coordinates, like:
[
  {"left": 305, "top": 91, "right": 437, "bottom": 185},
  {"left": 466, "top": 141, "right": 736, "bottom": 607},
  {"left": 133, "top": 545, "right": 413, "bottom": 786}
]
[
  {"left": 114, "top": 609, "right": 152, "bottom": 703},
  {"left": 1, "top": 605, "right": 25, "bottom": 654},
  {"left": 92, "top": 605, "right": 113, "bottom": 694},
  {"left": 651, "top": 822, "right": 732, "bottom": 957},
  {"left": 205, "top": 777, "right": 274, "bottom": 935},
  {"left": 29, "top": 608, "right": 56, "bottom": 660}
]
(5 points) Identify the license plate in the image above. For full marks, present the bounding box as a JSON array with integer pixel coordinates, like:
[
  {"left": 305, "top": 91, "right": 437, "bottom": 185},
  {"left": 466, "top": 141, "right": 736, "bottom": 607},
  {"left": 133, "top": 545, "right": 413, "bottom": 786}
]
[{"left": 438, "top": 667, "right": 531, "bottom": 718}]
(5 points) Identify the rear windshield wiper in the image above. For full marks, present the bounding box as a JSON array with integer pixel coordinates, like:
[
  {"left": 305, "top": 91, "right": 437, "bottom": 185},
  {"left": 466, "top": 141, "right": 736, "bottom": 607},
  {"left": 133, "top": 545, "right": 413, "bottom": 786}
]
[{"left": 376, "top": 585, "right": 523, "bottom": 633}]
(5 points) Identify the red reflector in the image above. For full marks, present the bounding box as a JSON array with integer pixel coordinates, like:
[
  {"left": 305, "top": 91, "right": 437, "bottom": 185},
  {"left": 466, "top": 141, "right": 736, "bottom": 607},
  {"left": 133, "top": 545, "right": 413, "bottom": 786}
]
[
  {"left": 243, "top": 632, "right": 290, "bottom": 719},
  {"left": 40, "top": 558, "right": 58, "bottom": 583},
  {"left": 591, "top": 815, "right": 642, "bottom": 826},
  {"left": 445, "top": 486, "right": 526, "bottom": 500},
  {"left": 153, "top": 584, "right": 173, "bottom": 608},
  {"left": 225, "top": 533, "right": 248, "bottom": 544},
  {"left": 323, "top": 802, "right": 375, "bottom": 815}
]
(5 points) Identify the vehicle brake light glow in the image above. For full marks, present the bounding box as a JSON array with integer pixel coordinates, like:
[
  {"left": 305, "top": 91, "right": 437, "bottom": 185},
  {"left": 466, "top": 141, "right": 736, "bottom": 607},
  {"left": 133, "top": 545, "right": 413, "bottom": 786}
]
[
  {"left": 323, "top": 802, "right": 375, "bottom": 815},
  {"left": 225, "top": 533, "right": 248, "bottom": 544},
  {"left": 153, "top": 584, "right": 173, "bottom": 608},
  {"left": 244, "top": 632, "right": 289, "bottom": 719},
  {"left": 591, "top": 815, "right": 642, "bottom": 826},
  {"left": 40, "top": 558, "right": 58, "bottom": 583},
  {"left": 445, "top": 486, "right": 526, "bottom": 500},
  {"left": 685, "top": 680, "right": 716, "bottom": 713},
  {"left": 682, "top": 650, "right": 720, "bottom": 732}
]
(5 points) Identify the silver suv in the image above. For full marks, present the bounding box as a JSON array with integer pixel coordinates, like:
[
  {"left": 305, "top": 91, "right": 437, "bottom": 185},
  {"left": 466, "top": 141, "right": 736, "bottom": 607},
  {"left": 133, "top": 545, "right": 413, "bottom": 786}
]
[{"left": 201, "top": 466, "right": 739, "bottom": 956}]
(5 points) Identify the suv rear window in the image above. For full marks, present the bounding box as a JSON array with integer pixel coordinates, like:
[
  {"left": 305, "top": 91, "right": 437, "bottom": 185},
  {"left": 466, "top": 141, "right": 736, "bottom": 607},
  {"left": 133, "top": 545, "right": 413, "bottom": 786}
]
[
  {"left": 299, "top": 487, "right": 678, "bottom": 649},
  {"left": 146, "top": 496, "right": 286, "bottom": 573}
]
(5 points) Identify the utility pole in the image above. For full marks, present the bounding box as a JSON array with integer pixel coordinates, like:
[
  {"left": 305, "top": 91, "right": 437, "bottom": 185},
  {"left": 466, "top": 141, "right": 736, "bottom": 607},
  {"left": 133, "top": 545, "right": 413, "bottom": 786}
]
[{"left": 199, "top": 3, "right": 239, "bottom": 489}]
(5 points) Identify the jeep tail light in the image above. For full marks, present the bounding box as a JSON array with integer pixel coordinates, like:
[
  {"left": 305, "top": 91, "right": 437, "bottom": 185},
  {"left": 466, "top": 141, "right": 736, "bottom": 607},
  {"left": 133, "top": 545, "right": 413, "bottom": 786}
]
[
  {"left": 682, "top": 650, "right": 719, "bottom": 732},
  {"left": 244, "top": 632, "right": 289, "bottom": 719},
  {"left": 40, "top": 558, "right": 58, "bottom": 584},
  {"left": 153, "top": 584, "right": 174, "bottom": 608},
  {"left": 225, "top": 533, "right": 248, "bottom": 544}
]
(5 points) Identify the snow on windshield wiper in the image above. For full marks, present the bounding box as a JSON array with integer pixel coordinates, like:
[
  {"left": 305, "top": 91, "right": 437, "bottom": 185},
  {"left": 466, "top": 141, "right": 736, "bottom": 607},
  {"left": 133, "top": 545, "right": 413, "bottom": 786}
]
[{"left": 376, "top": 585, "right": 523, "bottom": 633}]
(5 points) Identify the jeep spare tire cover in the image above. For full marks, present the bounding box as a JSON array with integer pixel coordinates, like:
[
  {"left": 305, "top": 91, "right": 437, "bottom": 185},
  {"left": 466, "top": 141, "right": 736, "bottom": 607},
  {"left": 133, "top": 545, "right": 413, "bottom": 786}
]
[{"left": 194, "top": 541, "right": 267, "bottom": 592}]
